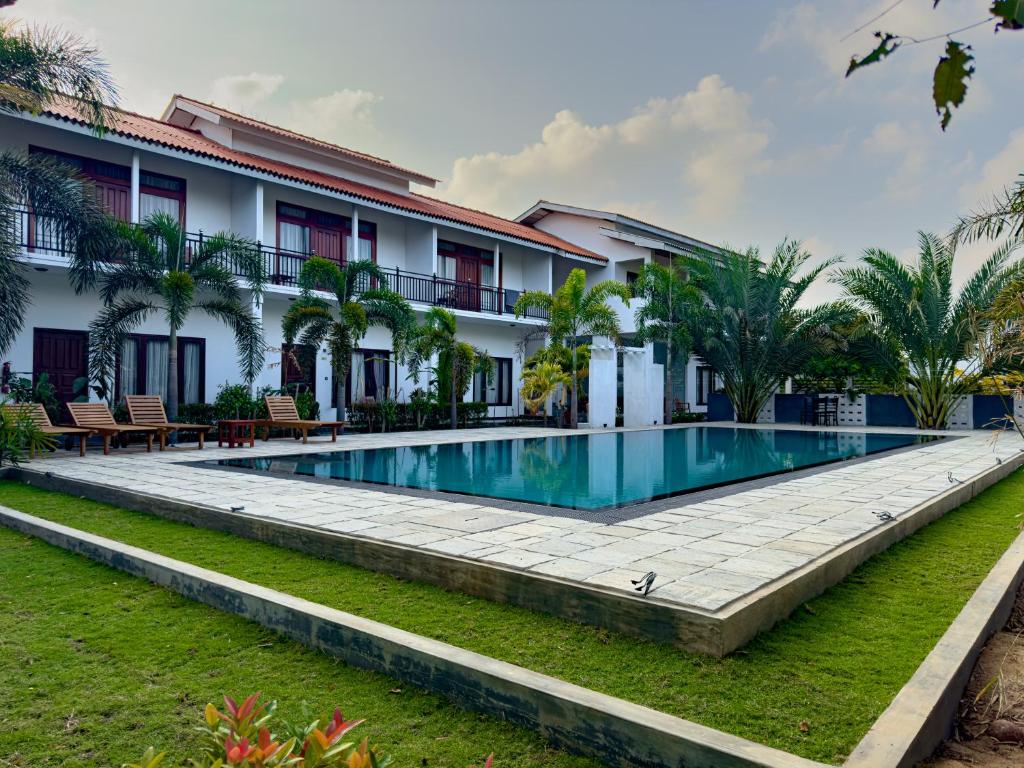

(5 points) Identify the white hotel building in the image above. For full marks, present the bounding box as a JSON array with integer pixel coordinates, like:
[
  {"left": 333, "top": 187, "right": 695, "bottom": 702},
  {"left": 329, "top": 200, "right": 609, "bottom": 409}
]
[{"left": 3, "top": 97, "right": 715, "bottom": 423}]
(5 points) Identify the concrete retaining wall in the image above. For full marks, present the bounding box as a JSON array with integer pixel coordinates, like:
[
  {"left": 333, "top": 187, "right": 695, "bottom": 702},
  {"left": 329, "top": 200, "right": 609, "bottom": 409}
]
[
  {"left": 0, "top": 505, "right": 825, "bottom": 768},
  {"left": 845, "top": 530, "right": 1024, "bottom": 768}
]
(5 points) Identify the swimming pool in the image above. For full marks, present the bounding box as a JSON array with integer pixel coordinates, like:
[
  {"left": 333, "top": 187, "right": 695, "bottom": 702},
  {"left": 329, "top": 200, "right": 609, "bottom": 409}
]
[{"left": 212, "top": 427, "right": 939, "bottom": 511}]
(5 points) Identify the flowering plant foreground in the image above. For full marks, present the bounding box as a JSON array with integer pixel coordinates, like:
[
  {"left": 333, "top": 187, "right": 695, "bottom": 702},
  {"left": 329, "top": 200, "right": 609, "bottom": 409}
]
[{"left": 124, "top": 693, "right": 394, "bottom": 768}]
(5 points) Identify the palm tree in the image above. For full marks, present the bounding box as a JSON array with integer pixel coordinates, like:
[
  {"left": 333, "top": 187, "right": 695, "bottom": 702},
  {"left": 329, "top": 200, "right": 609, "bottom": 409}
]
[
  {"left": 685, "top": 240, "right": 854, "bottom": 423},
  {"left": 407, "top": 307, "right": 493, "bottom": 429},
  {"left": 953, "top": 173, "right": 1024, "bottom": 244},
  {"left": 282, "top": 255, "right": 413, "bottom": 420},
  {"left": 520, "top": 359, "right": 571, "bottom": 426},
  {"left": 0, "top": 20, "right": 119, "bottom": 355},
  {"left": 632, "top": 259, "right": 702, "bottom": 425},
  {"left": 834, "top": 232, "right": 1024, "bottom": 429},
  {"left": 71, "top": 212, "right": 266, "bottom": 419},
  {"left": 515, "top": 268, "right": 631, "bottom": 429}
]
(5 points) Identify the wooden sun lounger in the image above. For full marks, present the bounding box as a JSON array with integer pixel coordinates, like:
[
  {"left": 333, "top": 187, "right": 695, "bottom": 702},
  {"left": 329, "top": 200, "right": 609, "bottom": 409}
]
[
  {"left": 66, "top": 402, "right": 157, "bottom": 455},
  {"left": 254, "top": 395, "right": 346, "bottom": 444},
  {"left": 125, "top": 395, "right": 213, "bottom": 449},
  {"left": 2, "top": 402, "right": 92, "bottom": 457}
]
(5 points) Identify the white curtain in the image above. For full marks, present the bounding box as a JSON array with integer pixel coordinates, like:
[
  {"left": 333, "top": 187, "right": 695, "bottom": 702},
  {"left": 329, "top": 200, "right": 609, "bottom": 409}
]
[
  {"left": 357, "top": 236, "right": 373, "bottom": 261},
  {"left": 139, "top": 193, "right": 179, "bottom": 223},
  {"left": 119, "top": 338, "right": 138, "bottom": 399},
  {"left": 278, "top": 222, "right": 308, "bottom": 253},
  {"left": 481, "top": 263, "right": 494, "bottom": 286},
  {"left": 146, "top": 339, "right": 169, "bottom": 400},
  {"left": 350, "top": 352, "right": 365, "bottom": 402},
  {"left": 183, "top": 343, "right": 200, "bottom": 404},
  {"left": 369, "top": 354, "right": 386, "bottom": 399},
  {"left": 441, "top": 255, "right": 457, "bottom": 280}
]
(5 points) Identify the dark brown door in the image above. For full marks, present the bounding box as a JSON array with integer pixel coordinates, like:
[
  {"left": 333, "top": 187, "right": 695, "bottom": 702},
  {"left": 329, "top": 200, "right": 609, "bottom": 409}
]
[
  {"left": 456, "top": 257, "right": 480, "bottom": 311},
  {"left": 33, "top": 329, "right": 89, "bottom": 420},
  {"left": 311, "top": 227, "right": 342, "bottom": 264}
]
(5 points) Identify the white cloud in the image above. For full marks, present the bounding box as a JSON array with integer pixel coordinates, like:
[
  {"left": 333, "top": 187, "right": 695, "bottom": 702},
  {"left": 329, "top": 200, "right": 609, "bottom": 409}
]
[
  {"left": 208, "top": 72, "right": 284, "bottom": 111},
  {"left": 442, "top": 75, "right": 770, "bottom": 224},
  {"left": 958, "top": 129, "right": 1024, "bottom": 210},
  {"left": 861, "top": 120, "right": 931, "bottom": 201},
  {"left": 286, "top": 90, "right": 383, "bottom": 147}
]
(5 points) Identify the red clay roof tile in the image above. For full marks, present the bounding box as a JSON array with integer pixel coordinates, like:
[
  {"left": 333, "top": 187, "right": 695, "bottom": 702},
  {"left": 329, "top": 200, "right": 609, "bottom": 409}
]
[{"left": 40, "top": 101, "right": 604, "bottom": 262}]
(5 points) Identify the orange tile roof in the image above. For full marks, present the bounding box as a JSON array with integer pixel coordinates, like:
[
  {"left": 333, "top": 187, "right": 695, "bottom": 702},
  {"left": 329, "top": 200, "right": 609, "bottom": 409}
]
[
  {"left": 168, "top": 94, "right": 438, "bottom": 184},
  {"left": 39, "top": 101, "right": 604, "bottom": 262}
]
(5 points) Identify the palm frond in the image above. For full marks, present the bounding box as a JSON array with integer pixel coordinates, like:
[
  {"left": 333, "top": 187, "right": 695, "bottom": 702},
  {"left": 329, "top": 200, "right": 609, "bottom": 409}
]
[{"left": 195, "top": 298, "right": 265, "bottom": 384}]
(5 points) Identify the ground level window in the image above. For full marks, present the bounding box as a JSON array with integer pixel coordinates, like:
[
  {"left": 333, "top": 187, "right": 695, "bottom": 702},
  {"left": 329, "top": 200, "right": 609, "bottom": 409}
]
[
  {"left": 343, "top": 349, "right": 390, "bottom": 407},
  {"left": 696, "top": 365, "right": 715, "bottom": 406},
  {"left": 473, "top": 357, "right": 512, "bottom": 406},
  {"left": 116, "top": 334, "right": 204, "bottom": 404}
]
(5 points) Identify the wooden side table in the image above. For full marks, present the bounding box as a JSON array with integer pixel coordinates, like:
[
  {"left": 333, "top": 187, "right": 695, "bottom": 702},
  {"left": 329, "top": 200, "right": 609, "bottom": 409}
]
[{"left": 218, "top": 419, "right": 255, "bottom": 448}]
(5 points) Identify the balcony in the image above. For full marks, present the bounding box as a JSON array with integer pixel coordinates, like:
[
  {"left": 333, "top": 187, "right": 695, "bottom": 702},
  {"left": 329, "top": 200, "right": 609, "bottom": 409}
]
[{"left": 9, "top": 208, "right": 547, "bottom": 320}]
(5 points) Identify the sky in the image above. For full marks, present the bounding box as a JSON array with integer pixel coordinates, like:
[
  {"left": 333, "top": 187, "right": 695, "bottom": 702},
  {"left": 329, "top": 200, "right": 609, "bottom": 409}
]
[{"left": 11, "top": 0, "right": 1024, "bottom": 300}]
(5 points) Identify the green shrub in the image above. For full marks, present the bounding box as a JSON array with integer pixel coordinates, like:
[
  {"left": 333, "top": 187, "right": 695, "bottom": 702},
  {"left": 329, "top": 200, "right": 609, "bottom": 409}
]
[
  {"left": 214, "top": 383, "right": 258, "bottom": 420},
  {"left": 0, "top": 399, "right": 54, "bottom": 466}
]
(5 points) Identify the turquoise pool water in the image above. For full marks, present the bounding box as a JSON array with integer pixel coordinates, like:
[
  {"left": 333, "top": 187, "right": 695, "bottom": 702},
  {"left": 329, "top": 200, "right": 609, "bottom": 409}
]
[{"left": 214, "top": 427, "right": 938, "bottom": 511}]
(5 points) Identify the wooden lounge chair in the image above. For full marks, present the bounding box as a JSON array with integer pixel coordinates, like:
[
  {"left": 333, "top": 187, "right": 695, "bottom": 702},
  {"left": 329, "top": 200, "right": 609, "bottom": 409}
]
[
  {"left": 66, "top": 402, "right": 157, "bottom": 455},
  {"left": 125, "top": 395, "right": 212, "bottom": 449},
  {"left": 255, "top": 395, "right": 345, "bottom": 444},
  {"left": 2, "top": 402, "right": 91, "bottom": 457}
]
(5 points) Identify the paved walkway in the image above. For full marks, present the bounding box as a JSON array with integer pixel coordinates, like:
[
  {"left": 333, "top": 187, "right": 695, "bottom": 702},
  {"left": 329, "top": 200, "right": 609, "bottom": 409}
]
[{"left": 21, "top": 423, "right": 1023, "bottom": 613}]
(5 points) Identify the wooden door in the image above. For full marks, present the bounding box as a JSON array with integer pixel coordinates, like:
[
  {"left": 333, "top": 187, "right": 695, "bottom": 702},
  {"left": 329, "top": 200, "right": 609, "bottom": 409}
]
[
  {"left": 456, "top": 256, "right": 480, "bottom": 311},
  {"left": 311, "top": 227, "right": 342, "bottom": 263},
  {"left": 33, "top": 329, "right": 89, "bottom": 419},
  {"left": 93, "top": 180, "right": 131, "bottom": 221}
]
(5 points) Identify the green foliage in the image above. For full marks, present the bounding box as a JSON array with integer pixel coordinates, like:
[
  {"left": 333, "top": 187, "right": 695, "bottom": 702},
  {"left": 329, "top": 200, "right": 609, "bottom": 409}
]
[
  {"left": 685, "top": 240, "right": 855, "bottom": 423},
  {"left": 178, "top": 402, "right": 216, "bottom": 426},
  {"left": 833, "top": 233, "right": 1024, "bottom": 428},
  {"left": 6, "top": 372, "right": 59, "bottom": 423},
  {"left": 632, "top": 260, "right": 702, "bottom": 424},
  {"left": 520, "top": 360, "right": 570, "bottom": 419},
  {"left": 844, "top": 5, "right": 1021, "bottom": 130},
  {"left": 933, "top": 40, "right": 974, "bottom": 131},
  {"left": 845, "top": 31, "right": 900, "bottom": 77},
  {"left": 407, "top": 307, "right": 491, "bottom": 429},
  {"left": 282, "top": 256, "right": 413, "bottom": 418},
  {"left": 515, "top": 268, "right": 630, "bottom": 428},
  {"left": 0, "top": 399, "right": 54, "bottom": 465},
  {"left": 75, "top": 212, "right": 266, "bottom": 420},
  {"left": 992, "top": 0, "right": 1024, "bottom": 31},
  {"left": 213, "top": 382, "right": 259, "bottom": 421}
]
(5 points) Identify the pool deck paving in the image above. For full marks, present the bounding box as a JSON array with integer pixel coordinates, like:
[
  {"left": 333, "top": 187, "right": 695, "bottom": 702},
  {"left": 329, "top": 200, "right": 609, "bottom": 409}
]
[{"left": 16, "top": 422, "right": 1023, "bottom": 617}]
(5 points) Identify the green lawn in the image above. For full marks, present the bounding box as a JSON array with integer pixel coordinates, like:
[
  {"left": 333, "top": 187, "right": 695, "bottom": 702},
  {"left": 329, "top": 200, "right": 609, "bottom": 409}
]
[
  {"left": 1, "top": 469, "right": 1022, "bottom": 765},
  {"left": 0, "top": 526, "right": 596, "bottom": 768}
]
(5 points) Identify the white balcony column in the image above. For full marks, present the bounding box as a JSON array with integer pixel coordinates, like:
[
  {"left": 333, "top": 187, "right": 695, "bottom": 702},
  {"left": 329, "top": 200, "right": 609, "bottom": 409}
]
[
  {"left": 130, "top": 150, "right": 140, "bottom": 223},
  {"left": 254, "top": 182, "right": 264, "bottom": 242},
  {"left": 493, "top": 241, "right": 501, "bottom": 287},
  {"left": 431, "top": 225, "right": 438, "bottom": 274},
  {"left": 249, "top": 293, "right": 263, "bottom": 397},
  {"left": 350, "top": 206, "right": 359, "bottom": 262},
  {"left": 547, "top": 254, "right": 554, "bottom": 293}
]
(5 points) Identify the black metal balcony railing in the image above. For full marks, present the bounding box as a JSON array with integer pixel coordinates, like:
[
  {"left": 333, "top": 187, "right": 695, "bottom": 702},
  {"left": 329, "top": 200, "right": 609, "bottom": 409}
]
[{"left": 10, "top": 208, "right": 547, "bottom": 320}]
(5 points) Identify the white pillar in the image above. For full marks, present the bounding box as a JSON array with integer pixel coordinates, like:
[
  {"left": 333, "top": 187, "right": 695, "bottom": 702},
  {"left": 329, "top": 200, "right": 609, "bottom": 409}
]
[
  {"left": 623, "top": 345, "right": 663, "bottom": 427},
  {"left": 587, "top": 336, "right": 616, "bottom": 429},
  {"left": 431, "top": 225, "right": 439, "bottom": 274},
  {"left": 547, "top": 254, "right": 554, "bottom": 293},
  {"left": 130, "top": 150, "right": 140, "bottom": 223},
  {"left": 254, "top": 182, "right": 264, "bottom": 242},
  {"left": 494, "top": 241, "right": 501, "bottom": 287},
  {"left": 350, "top": 206, "right": 359, "bottom": 262}
]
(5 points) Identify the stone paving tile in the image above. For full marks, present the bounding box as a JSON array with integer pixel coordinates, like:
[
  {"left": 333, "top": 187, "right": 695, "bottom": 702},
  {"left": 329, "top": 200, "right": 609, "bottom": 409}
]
[{"left": 25, "top": 424, "right": 1020, "bottom": 614}]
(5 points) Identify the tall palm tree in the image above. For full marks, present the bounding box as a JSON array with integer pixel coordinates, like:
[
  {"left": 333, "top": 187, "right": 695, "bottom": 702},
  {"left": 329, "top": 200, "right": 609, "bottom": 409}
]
[
  {"left": 953, "top": 173, "right": 1024, "bottom": 244},
  {"left": 685, "top": 240, "right": 854, "bottom": 423},
  {"left": 282, "top": 255, "right": 413, "bottom": 419},
  {"left": 514, "top": 268, "right": 631, "bottom": 429},
  {"left": 632, "top": 259, "right": 702, "bottom": 425},
  {"left": 0, "top": 19, "right": 119, "bottom": 355},
  {"left": 834, "top": 232, "right": 1024, "bottom": 429},
  {"left": 71, "top": 212, "right": 266, "bottom": 419},
  {"left": 407, "top": 307, "right": 493, "bottom": 429}
]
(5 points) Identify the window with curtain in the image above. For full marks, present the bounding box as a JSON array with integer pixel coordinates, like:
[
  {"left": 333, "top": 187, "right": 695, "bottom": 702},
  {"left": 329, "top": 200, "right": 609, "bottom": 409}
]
[
  {"left": 116, "top": 334, "right": 205, "bottom": 404},
  {"left": 473, "top": 357, "right": 512, "bottom": 406},
  {"left": 696, "top": 366, "right": 714, "bottom": 405},
  {"left": 145, "top": 339, "right": 169, "bottom": 401},
  {"left": 278, "top": 221, "right": 309, "bottom": 253},
  {"left": 440, "top": 255, "right": 457, "bottom": 280},
  {"left": 346, "top": 349, "right": 390, "bottom": 406},
  {"left": 139, "top": 171, "right": 185, "bottom": 224},
  {"left": 118, "top": 338, "right": 138, "bottom": 400}
]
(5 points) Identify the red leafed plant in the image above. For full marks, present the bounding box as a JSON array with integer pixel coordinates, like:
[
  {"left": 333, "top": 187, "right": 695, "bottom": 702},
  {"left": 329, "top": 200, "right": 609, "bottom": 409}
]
[{"left": 123, "top": 693, "right": 393, "bottom": 768}]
